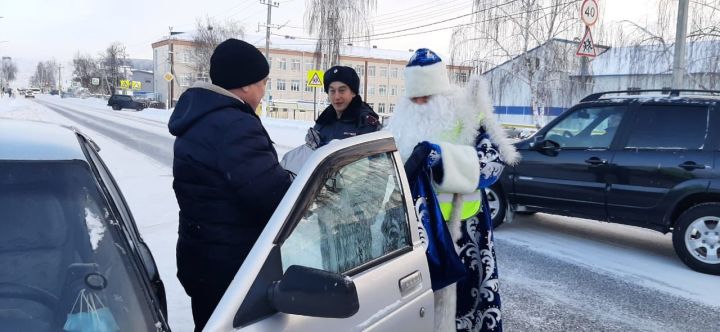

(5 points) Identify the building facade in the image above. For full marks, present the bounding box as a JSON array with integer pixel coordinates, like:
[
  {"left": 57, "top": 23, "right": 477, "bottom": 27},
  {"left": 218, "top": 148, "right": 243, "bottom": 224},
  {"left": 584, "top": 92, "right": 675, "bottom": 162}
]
[{"left": 152, "top": 34, "right": 470, "bottom": 115}]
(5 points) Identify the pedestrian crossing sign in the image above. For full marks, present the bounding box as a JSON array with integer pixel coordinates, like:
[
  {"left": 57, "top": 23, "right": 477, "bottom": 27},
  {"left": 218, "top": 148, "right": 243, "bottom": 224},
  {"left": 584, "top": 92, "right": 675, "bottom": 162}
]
[{"left": 306, "top": 70, "right": 324, "bottom": 88}]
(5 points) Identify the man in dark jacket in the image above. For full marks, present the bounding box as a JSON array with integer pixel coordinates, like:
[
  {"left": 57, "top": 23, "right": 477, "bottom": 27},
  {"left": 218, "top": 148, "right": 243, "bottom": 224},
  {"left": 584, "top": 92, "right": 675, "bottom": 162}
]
[
  {"left": 309, "top": 66, "right": 381, "bottom": 147},
  {"left": 168, "top": 38, "right": 293, "bottom": 331}
]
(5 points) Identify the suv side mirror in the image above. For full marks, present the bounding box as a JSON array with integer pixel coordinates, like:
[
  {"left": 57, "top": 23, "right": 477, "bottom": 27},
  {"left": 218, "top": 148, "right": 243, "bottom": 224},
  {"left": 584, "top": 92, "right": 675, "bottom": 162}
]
[
  {"left": 268, "top": 265, "right": 359, "bottom": 318},
  {"left": 531, "top": 139, "right": 561, "bottom": 155}
]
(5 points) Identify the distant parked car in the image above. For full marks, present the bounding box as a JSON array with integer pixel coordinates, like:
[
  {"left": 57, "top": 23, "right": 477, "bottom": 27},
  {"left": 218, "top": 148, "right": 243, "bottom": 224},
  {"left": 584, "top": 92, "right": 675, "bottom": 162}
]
[
  {"left": 0, "top": 120, "right": 169, "bottom": 331},
  {"left": 107, "top": 94, "right": 146, "bottom": 111},
  {"left": 49, "top": 89, "right": 59, "bottom": 95},
  {"left": 494, "top": 89, "right": 720, "bottom": 275},
  {"left": 24, "top": 90, "right": 35, "bottom": 98}
]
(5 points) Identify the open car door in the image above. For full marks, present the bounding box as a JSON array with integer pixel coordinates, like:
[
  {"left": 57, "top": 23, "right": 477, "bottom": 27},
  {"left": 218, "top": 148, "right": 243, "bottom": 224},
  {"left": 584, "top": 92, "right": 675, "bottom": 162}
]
[{"left": 205, "top": 131, "right": 434, "bottom": 331}]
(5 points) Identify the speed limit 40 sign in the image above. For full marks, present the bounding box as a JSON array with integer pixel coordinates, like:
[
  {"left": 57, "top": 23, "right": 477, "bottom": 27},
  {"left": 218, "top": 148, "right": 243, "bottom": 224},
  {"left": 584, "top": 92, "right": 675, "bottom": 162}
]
[{"left": 580, "top": 0, "right": 599, "bottom": 27}]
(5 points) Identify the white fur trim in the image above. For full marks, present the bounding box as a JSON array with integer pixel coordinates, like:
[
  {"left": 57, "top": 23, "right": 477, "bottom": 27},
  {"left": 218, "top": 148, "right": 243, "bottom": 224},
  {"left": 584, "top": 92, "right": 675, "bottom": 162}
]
[
  {"left": 434, "top": 284, "right": 457, "bottom": 331},
  {"left": 433, "top": 142, "right": 480, "bottom": 194},
  {"left": 403, "top": 62, "right": 451, "bottom": 98},
  {"left": 466, "top": 75, "right": 521, "bottom": 165}
]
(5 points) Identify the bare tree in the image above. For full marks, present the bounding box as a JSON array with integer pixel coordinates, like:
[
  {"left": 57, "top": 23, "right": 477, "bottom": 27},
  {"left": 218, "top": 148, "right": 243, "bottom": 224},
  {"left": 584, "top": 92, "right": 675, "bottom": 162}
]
[
  {"left": 72, "top": 52, "right": 104, "bottom": 93},
  {"left": 617, "top": 0, "right": 720, "bottom": 90},
  {"left": 451, "top": 0, "right": 581, "bottom": 127},
  {"left": 305, "top": 0, "right": 376, "bottom": 68},
  {"left": 30, "top": 60, "right": 58, "bottom": 91},
  {"left": 192, "top": 16, "right": 244, "bottom": 76},
  {"left": 0, "top": 58, "right": 18, "bottom": 87},
  {"left": 100, "top": 42, "right": 129, "bottom": 94}
]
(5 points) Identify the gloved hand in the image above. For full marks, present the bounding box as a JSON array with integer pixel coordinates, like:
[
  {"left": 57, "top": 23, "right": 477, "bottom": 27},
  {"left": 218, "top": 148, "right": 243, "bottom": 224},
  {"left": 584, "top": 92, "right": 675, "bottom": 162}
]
[
  {"left": 404, "top": 142, "right": 443, "bottom": 182},
  {"left": 305, "top": 127, "right": 324, "bottom": 150}
]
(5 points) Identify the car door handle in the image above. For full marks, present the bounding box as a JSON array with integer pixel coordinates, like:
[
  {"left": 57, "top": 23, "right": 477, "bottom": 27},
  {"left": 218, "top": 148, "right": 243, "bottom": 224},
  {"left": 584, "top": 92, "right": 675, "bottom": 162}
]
[
  {"left": 678, "top": 161, "right": 707, "bottom": 170},
  {"left": 585, "top": 157, "right": 607, "bottom": 166}
]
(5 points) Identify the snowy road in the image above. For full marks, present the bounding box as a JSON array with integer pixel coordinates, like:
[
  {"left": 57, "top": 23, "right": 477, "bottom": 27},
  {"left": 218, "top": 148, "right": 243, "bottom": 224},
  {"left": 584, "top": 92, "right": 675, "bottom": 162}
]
[{"left": 3, "top": 96, "right": 719, "bottom": 331}]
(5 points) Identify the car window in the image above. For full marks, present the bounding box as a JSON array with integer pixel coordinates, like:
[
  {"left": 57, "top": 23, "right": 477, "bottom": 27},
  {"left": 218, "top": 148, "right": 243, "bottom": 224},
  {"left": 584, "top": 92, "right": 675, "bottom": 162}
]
[
  {"left": 280, "top": 152, "right": 411, "bottom": 274},
  {"left": 625, "top": 105, "right": 709, "bottom": 150},
  {"left": 0, "top": 161, "right": 160, "bottom": 331},
  {"left": 545, "top": 106, "right": 625, "bottom": 149}
]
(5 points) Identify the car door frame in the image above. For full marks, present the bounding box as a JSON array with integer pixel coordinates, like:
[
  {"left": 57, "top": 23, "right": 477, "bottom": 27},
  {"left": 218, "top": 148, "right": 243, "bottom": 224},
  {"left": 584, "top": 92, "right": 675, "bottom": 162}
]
[{"left": 205, "top": 131, "right": 434, "bottom": 331}]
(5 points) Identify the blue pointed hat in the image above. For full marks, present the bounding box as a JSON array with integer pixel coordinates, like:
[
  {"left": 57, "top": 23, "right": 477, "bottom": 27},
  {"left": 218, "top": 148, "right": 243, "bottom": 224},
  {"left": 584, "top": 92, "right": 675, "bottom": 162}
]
[{"left": 404, "top": 48, "right": 451, "bottom": 98}]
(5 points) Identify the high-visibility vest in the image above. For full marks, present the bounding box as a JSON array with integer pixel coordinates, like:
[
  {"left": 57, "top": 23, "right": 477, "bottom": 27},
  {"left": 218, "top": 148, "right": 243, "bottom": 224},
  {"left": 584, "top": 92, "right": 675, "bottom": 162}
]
[
  {"left": 435, "top": 113, "right": 486, "bottom": 221},
  {"left": 437, "top": 191, "right": 482, "bottom": 222}
]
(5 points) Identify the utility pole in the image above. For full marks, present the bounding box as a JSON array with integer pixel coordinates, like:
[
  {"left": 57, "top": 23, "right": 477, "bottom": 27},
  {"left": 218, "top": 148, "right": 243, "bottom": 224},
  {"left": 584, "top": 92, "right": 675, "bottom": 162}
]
[
  {"left": 260, "top": 0, "right": 279, "bottom": 116},
  {"left": 57, "top": 64, "right": 63, "bottom": 91},
  {"left": 168, "top": 26, "right": 175, "bottom": 108},
  {"left": 672, "top": 0, "right": 689, "bottom": 89}
]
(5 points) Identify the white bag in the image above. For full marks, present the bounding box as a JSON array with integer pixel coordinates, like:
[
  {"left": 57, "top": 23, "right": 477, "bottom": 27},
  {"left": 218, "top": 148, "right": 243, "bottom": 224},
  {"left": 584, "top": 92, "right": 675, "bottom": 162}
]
[{"left": 280, "top": 144, "right": 315, "bottom": 175}]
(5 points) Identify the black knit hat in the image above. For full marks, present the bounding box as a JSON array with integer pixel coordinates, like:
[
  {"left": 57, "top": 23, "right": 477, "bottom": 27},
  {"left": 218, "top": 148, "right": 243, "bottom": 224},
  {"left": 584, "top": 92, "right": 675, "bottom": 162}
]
[
  {"left": 210, "top": 38, "right": 269, "bottom": 90},
  {"left": 323, "top": 66, "right": 360, "bottom": 94}
]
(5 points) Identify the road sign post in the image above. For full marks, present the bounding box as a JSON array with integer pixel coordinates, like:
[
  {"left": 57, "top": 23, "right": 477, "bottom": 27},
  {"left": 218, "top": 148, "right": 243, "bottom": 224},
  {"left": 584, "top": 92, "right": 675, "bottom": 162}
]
[
  {"left": 306, "top": 70, "right": 324, "bottom": 120},
  {"left": 577, "top": 0, "right": 599, "bottom": 58}
]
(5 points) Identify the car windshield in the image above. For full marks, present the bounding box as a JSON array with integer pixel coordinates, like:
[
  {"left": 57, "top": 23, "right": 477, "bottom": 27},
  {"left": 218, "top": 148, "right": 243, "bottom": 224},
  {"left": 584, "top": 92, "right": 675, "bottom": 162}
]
[{"left": 0, "top": 160, "right": 160, "bottom": 331}]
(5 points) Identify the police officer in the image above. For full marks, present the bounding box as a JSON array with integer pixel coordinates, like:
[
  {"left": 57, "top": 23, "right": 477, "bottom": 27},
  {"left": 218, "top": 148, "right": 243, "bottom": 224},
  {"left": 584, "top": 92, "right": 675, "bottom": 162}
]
[{"left": 306, "top": 66, "right": 381, "bottom": 147}]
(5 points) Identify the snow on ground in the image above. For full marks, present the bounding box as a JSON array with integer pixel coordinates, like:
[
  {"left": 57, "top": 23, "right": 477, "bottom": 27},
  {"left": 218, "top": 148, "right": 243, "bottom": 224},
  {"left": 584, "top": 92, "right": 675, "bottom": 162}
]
[{"left": 3, "top": 95, "right": 719, "bottom": 330}]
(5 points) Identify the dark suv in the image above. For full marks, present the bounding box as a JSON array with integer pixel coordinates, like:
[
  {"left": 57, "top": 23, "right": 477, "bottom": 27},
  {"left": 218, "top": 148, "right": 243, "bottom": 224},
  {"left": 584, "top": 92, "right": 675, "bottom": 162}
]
[
  {"left": 493, "top": 89, "right": 720, "bottom": 275},
  {"left": 107, "top": 94, "right": 146, "bottom": 111}
]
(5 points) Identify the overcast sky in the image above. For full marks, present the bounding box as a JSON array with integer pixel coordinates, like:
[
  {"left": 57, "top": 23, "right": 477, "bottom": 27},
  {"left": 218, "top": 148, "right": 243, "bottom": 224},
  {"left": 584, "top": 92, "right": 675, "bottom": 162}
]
[{"left": 2, "top": 0, "right": 654, "bottom": 86}]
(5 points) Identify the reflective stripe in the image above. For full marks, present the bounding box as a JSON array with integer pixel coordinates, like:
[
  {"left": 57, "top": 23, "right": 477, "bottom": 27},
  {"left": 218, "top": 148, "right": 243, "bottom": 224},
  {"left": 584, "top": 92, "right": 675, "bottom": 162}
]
[{"left": 437, "top": 191, "right": 482, "bottom": 221}]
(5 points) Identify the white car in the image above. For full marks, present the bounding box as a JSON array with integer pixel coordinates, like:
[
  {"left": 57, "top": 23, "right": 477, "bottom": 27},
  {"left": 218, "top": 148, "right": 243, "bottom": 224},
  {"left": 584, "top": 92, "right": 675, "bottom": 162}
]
[{"left": 205, "top": 131, "right": 434, "bottom": 331}]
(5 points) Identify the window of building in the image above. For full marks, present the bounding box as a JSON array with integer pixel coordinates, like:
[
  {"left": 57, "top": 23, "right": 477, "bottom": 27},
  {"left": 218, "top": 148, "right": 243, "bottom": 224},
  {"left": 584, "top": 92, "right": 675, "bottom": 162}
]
[
  {"left": 456, "top": 73, "right": 468, "bottom": 83},
  {"left": 268, "top": 56, "right": 272, "bottom": 69},
  {"left": 355, "top": 65, "right": 364, "bottom": 76},
  {"left": 291, "top": 59, "right": 301, "bottom": 71},
  {"left": 378, "top": 103, "right": 386, "bottom": 113},
  {"left": 390, "top": 85, "right": 397, "bottom": 96},
  {"left": 389, "top": 103, "right": 395, "bottom": 113},
  {"left": 305, "top": 84, "right": 313, "bottom": 92},
  {"left": 305, "top": 61, "right": 314, "bottom": 71},
  {"left": 368, "top": 66, "right": 376, "bottom": 77},
  {"left": 627, "top": 87, "right": 641, "bottom": 95},
  {"left": 359, "top": 85, "right": 364, "bottom": 95},
  {"left": 291, "top": 80, "right": 301, "bottom": 91},
  {"left": 276, "top": 79, "right": 286, "bottom": 91},
  {"left": 196, "top": 72, "right": 209, "bottom": 82},
  {"left": 379, "top": 85, "right": 387, "bottom": 96},
  {"left": 380, "top": 66, "right": 387, "bottom": 78},
  {"left": 267, "top": 78, "right": 272, "bottom": 91},
  {"left": 369, "top": 85, "right": 375, "bottom": 95},
  {"left": 180, "top": 73, "right": 193, "bottom": 87},
  {"left": 278, "top": 58, "right": 287, "bottom": 70},
  {"left": 391, "top": 68, "right": 398, "bottom": 78}
]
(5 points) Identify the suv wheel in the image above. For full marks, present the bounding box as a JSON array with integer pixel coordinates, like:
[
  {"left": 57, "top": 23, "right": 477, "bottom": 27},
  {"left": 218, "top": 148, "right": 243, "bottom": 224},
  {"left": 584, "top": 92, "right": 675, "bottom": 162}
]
[
  {"left": 136, "top": 106, "right": 143, "bottom": 111},
  {"left": 672, "top": 203, "right": 720, "bottom": 275},
  {"left": 486, "top": 184, "right": 506, "bottom": 229},
  {"left": 112, "top": 104, "right": 121, "bottom": 111}
]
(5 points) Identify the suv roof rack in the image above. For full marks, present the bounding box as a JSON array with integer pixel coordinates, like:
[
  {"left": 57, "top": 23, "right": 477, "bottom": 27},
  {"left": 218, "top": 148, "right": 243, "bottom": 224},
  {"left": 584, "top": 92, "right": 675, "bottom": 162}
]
[{"left": 580, "top": 89, "right": 720, "bottom": 102}]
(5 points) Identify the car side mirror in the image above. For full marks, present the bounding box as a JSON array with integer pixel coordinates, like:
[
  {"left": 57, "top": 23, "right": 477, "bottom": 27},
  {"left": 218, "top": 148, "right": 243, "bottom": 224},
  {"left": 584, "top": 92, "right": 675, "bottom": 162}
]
[
  {"left": 267, "top": 265, "right": 359, "bottom": 318},
  {"left": 531, "top": 139, "right": 561, "bottom": 155}
]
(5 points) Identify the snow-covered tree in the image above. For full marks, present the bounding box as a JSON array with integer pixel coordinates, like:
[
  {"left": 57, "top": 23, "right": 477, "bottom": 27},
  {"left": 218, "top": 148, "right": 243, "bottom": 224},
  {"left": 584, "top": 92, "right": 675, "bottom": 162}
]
[
  {"left": 0, "top": 58, "right": 18, "bottom": 87},
  {"left": 305, "top": 0, "right": 376, "bottom": 68},
  {"left": 30, "top": 60, "right": 58, "bottom": 91}
]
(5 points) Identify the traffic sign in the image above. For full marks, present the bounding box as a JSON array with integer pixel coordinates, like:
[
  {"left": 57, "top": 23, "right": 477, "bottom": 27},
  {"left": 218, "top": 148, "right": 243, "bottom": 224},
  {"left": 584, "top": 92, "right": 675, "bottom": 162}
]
[
  {"left": 120, "top": 79, "right": 131, "bottom": 90},
  {"left": 580, "top": 0, "right": 599, "bottom": 27},
  {"left": 576, "top": 27, "right": 597, "bottom": 57},
  {"left": 163, "top": 72, "right": 174, "bottom": 82},
  {"left": 306, "top": 70, "right": 324, "bottom": 88},
  {"left": 91, "top": 77, "right": 100, "bottom": 86},
  {"left": 131, "top": 81, "right": 142, "bottom": 90}
]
